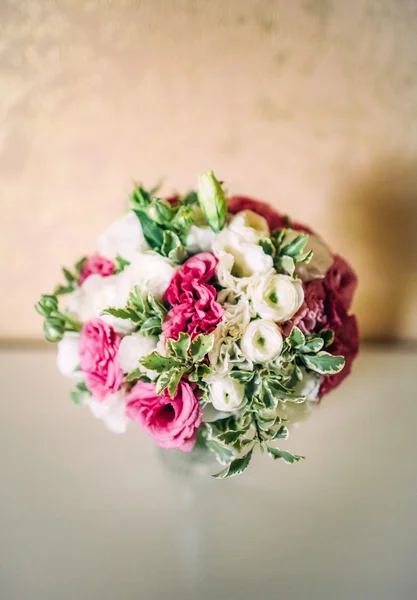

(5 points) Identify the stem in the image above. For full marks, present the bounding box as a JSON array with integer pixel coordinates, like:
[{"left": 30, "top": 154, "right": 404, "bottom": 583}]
[{"left": 60, "top": 313, "right": 83, "bottom": 332}]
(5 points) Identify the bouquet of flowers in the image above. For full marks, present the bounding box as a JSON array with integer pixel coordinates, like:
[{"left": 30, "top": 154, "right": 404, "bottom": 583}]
[{"left": 36, "top": 172, "right": 359, "bottom": 478}]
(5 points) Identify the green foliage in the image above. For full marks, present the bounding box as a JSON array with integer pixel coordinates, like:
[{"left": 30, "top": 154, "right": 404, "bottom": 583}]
[
  {"left": 266, "top": 445, "right": 304, "bottom": 464},
  {"left": 35, "top": 294, "right": 82, "bottom": 343},
  {"left": 53, "top": 257, "right": 88, "bottom": 296},
  {"left": 129, "top": 182, "right": 198, "bottom": 263},
  {"left": 197, "top": 170, "right": 227, "bottom": 233},
  {"left": 212, "top": 449, "right": 253, "bottom": 479},
  {"left": 125, "top": 332, "right": 214, "bottom": 396},
  {"left": 114, "top": 255, "right": 131, "bottom": 274},
  {"left": 70, "top": 381, "right": 91, "bottom": 405},
  {"left": 267, "top": 228, "right": 313, "bottom": 277},
  {"left": 102, "top": 285, "right": 167, "bottom": 338},
  {"left": 299, "top": 351, "right": 345, "bottom": 375}
]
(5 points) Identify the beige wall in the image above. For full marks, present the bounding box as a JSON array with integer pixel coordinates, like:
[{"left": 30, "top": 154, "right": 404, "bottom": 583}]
[{"left": 1, "top": 0, "right": 417, "bottom": 341}]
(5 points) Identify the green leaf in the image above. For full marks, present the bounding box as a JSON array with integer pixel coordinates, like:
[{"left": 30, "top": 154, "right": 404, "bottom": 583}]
[
  {"left": 62, "top": 267, "right": 76, "bottom": 284},
  {"left": 75, "top": 381, "right": 89, "bottom": 393},
  {"left": 70, "top": 390, "right": 85, "bottom": 405},
  {"left": 259, "top": 238, "right": 275, "bottom": 257},
  {"left": 140, "top": 317, "right": 162, "bottom": 335},
  {"left": 279, "top": 255, "right": 295, "bottom": 276},
  {"left": 101, "top": 307, "right": 134, "bottom": 320},
  {"left": 153, "top": 199, "right": 173, "bottom": 223},
  {"left": 300, "top": 337, "right": 324, "bottom": 354},
  {"left": 146, "top": 294, "right": 167, "bottom": 317},
  {"left": 166, "top": 368, "right": 187, "bottom": 398},
  {"left": 123, "top": 368, "right": 144, "bottom": 383},
  {"left": 167, "top": 332, "right": 191, "bottom": 358},
  {"left": 129, "top": 286, "right": 145, "bottom": 312},
  {"left": 205, "top": 438, "right": 234, "bottom": 466},
  {"left": 271, "top": 228, "right": 286, "bottom": 247},
  {"left": 140, "top": 352, "right": 181, "bottom": 372},
  {"left": 319, "top": 328, "right": 335, "bottom": 348},
  {"left": 272, "top": 425, "right": 289, "bottom": 440},
  {"left": 297, "top": 249, "right": 313, "bottom": 264},
  {"left": 161, "top": 230, "right": 182, "bottom": 257},
  {"left": 155, "top": 370, "right": 174, "bottom": 394},
  {"left": 189, "top": 333, "right": 214, "bottom": 362},
  {"left": 168, "top": 245, "right": 188, "bottom": 264},
  {"left": 300, "top": 351, "right": 345, "bottom": 375},
  {"left": 181, "top": 190, "right": 199, "bottom": 206},
  {"left": 54, "top": 284, "right": 74, "bottom": 296},
  {"left": 266, "top": 445, "right": 304, "bottom": 464},
  {"left": 288, "top": 326, "right": 305, "bottom": 348},
  {"left": 197, "top": 170, "right": 227, "bottom": 233},
  {"left": 217, "top": 429, "right": 242, "bottom": 446},
  {"left": 281, "top": 234, "right": 309, "bottom": 257},
  {"left": 212, "top": 448, "right": 254, "bottom": 479},
  {"left": 230, "top": 370, "right": 254, "bottom": 383},
  {"left": 195, "top": 364, "right": 213, "bottom": 378},
  {"left": 115, "top": 255, "right": 131, "bottom": 273},
  {"left": 74, "top": 256, "right": 88, "bottom": 273},
  {"left": 133, "top": 209, "right": 165, "bottom": 249}
]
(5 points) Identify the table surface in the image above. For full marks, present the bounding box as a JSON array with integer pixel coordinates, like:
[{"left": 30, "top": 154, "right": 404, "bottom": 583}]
[{"left": 1, "top": 346, "right": 416, "bottom": 600}]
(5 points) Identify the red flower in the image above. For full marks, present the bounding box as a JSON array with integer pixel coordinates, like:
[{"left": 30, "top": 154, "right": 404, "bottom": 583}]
[{"left": 228, "top": 196, "right": 313, "bottom": 234}]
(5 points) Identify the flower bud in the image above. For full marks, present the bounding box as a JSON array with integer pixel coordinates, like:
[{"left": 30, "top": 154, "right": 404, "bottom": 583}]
[
  {"left": 197, "top": 170, "right": 227, "bottom": 233},
  {"left": 43, "top": 316, "right": 64, "bottom": 342}
]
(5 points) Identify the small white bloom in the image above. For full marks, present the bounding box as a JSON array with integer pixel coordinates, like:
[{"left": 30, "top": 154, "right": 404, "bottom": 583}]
[
  {"left": 186, "top": 225, "right": 216, "bottom": 254},
  {"left": 116, "top": 252, "right": 176, "bottom": 301},
  {"left": 240, "top": 319, "right": 283, "bottom": 364},
  {"left": 67, "top": 273, "right": 135, "bottom": 334},
  {"left": 248, "top": 273, "right": 304, "bottom": 322},
  {"left": 284, "top": 229, "right": 333, "bottom": 281},
  {"left": 99, "top": 211, "right": 149, "bottom": 261},
  {"left": 228, "top": 210, "right": 270, "bottom": 241},
  {"left": 213, "top": 228, "right": 273, "bottom": 290},
  {"left": 117, "top": 333, "right": 158, "bottom": 378},
  {"left": 88, "top": 391, "right": 128, "bottom": 434},
  {"left": 57, "top": 332, "right": 82, "bottom": 380},
  {"left": 207, "top": 374, "right": 245, "bottom": 412}
]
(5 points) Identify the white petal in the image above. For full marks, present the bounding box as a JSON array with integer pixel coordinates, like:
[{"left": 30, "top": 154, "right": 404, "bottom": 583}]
[
  {"left": 99, "top": 211, "right": 149, "bottom": 261},
  {"left": 89, "top": 392, "right": 128, "bottom": 434},
  {"left": 117, "top": 333, "right": 158, "bottom": 378},
  {"left": 56, "top": 332, "right": 82, "bottom": 380}
]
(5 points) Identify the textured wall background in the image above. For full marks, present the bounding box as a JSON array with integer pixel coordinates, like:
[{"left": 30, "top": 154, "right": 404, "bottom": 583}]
[{"left": 1, "top": 0, "right": 417, "bottom": 341}]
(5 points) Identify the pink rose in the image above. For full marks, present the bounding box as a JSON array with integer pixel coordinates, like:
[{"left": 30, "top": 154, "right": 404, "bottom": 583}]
[
  {"left": 126, "top": 380, "right": 202, "bottom": 452},
  {"left": 228, "top": 196, "right": 313, "bottom": 234},
  {"left": 79, "top": 318, "right": 123, "bottom": 401},
  {"left": 165, "top": 252, "right": 218, "bottom": 306},
  {"left": 163, "top": 252, "right": 223, "bottom": 340},
  {"left": 78, "top": 255, "right": 115, "bottom": 285}
]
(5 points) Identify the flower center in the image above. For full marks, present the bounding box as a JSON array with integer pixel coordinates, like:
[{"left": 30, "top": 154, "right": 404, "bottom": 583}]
[{"left": 157, "top": 404, "right": 176, "bottom": 424}]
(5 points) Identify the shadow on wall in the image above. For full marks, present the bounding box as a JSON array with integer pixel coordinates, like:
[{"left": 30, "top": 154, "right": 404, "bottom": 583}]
[{"left": 339, "top": 158, "right": 417, "bottom": 342}]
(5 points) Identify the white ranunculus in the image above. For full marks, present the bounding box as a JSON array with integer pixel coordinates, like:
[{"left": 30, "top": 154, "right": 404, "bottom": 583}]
[
  {"left": 284, "top": 229, "right": 333, "bottom": 281},
  {"left": 57, "top": 332, "right": 82, "bottom": 379},
  {"left": 99, "top": 211, "right": 149, "bottom": 261},
  {"left": 186, "top": 225, "right": 216, "bottom": 254},
  {"left": 228, "top": 210, "right": 270, "bottom": 241},
  {"left": 240, "top": 319, "right": 283, "bottom": 364},
  {"left": 117, "top": 333, "right": 158, "bottom": 378},
  {"left": 248, "top": 273, "right": 304, "bottom": 322},
  {"left": 207, "top": 374, "right": 245, "bottom": 412},
  {"left": 293, "top": 369, "right": 322, "bottom": 401},
  {"left": 88, "top": 391, "right": 128, "bottom": 434},
  {"left": 213, "top": 228, "right": 273, "bottom": 290}
]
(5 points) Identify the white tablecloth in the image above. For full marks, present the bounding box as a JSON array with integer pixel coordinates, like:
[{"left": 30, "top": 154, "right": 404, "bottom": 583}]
[{"left": 1, "top": 347, "right": 416, "bottom": 600}]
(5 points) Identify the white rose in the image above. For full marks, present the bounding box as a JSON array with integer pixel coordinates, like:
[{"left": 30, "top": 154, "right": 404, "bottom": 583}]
[
  {"left": 117, "top": 333, "right": 158, "bottom": 378},
  {"left": 67, "top": 273, "right": 136, "bottom": 334},
  {"left": 57, "top": 332, "right": 82, "bottom": 379},
  {"left": 213, "top": 229, "right": 273, "bottom": 289},
  {"left": 202, "top": 404, "right": 231, "bottom": 423},
  {"left": 284, "top": 229, "right": 333, "bottom": 281},
  {"left": 248, "top": 273, "right": 304, "bottom": 322},
  {"left": 88, "top": 391, "right": 128, "bottom": 434},
  {"left": 228, "top": 210, "right": 270, "bottom": 241},
  {"left": 207, "top": 374, "right": 245, "bottom": 412},
  {"left": 99, "top": 211, "right": 149, "bottom": 261},
  {"left": 116, "top": 252, "right": 176, "bottom": 301},
  {"left": 240, "top": 319, "right": 283, "bottom": 364},
  {"left": 186, "top": 225, "right": 216, "bottom": 254}
]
